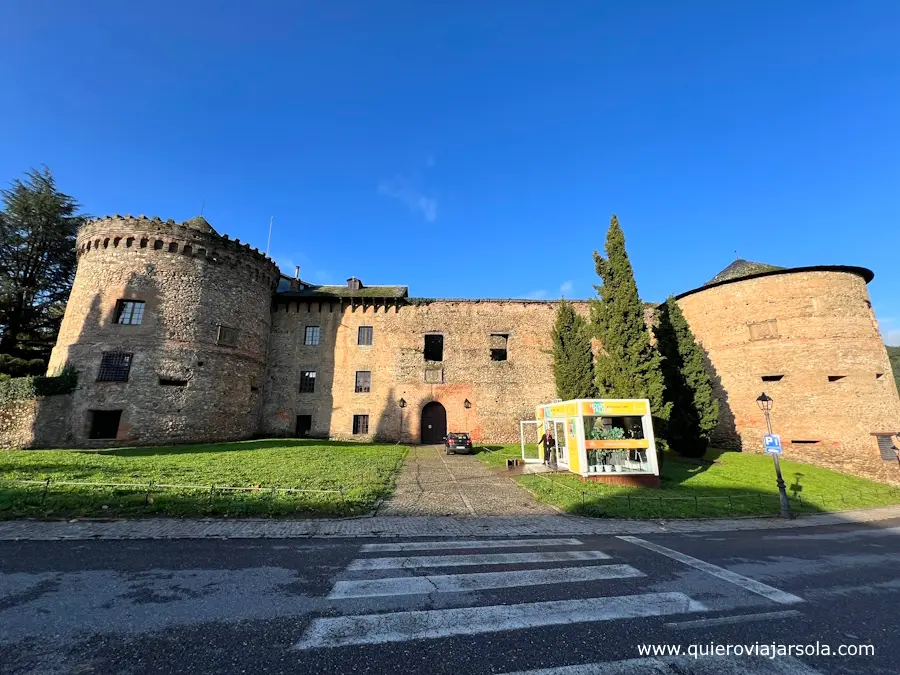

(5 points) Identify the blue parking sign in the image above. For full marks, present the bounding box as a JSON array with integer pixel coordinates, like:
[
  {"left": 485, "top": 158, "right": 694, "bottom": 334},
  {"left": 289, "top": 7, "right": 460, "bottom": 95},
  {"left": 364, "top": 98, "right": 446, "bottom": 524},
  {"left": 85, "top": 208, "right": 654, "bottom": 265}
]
[{"left": 763, "top": 434, "right": 783, "bottom": 455}]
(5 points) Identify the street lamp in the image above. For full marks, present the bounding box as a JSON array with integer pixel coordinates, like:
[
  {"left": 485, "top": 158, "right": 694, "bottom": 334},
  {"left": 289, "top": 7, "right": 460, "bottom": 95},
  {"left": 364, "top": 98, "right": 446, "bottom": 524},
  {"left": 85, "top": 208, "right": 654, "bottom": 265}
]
[
  {"left": 756, "top": 392, "right": 793, "bottom": 519},
  {"left": 398, "top": 398, "right": 407, "bottom": 443},
  {"left": 464, "top": 399, "right": 471, "bottom": 409}
]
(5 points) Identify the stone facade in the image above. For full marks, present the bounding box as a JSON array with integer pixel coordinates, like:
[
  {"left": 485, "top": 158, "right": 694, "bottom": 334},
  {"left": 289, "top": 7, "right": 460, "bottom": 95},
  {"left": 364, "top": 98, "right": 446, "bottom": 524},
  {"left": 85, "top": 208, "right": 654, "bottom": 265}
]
[
  {"left": 0, "top": 396, "right": 73, "bottom": 449},
  {"left": 13, "top": 215, "right": 899, "bottom": 485},
  {"left": 263, "top": 299, "right": 590, "bottom": 444},
  {"left": 676, "top": 268, "right": 900, "bottom": 484}
]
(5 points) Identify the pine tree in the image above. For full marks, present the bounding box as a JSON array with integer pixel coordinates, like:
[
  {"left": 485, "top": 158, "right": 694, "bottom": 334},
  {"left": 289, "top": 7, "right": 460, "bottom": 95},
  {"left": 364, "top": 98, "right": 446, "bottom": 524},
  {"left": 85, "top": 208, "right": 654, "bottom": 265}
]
[
  {"left": 590, "top": 215, "right": 670, "bottom": 419},
  {"left": 0, "top": 168, "right": 84, "bottom": 362},
  {"left": 655, "top": 297, "right": 720, "bottom": 457},
  {"left": 552, "top": 300, "right": 596, "bottom": 400}
]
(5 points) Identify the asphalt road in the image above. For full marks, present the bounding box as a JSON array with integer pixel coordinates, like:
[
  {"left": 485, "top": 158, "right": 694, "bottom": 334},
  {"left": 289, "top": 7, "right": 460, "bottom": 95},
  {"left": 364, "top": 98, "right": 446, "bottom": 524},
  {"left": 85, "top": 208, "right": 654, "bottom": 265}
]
[{"left": 2, "top": 518, "right": 900, "bottom": 674}]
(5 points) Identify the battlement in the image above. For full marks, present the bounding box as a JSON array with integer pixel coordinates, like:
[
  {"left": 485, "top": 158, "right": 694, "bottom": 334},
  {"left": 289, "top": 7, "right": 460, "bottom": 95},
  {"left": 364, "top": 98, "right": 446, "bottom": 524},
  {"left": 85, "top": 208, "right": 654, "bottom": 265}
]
[{"left": 77, "top": 215, "right": 281, "bottom": 290}]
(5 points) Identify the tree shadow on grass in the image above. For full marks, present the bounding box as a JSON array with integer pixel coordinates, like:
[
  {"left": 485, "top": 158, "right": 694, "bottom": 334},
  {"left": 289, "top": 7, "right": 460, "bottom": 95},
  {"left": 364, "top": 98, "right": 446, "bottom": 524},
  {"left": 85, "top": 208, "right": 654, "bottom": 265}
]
[{"left": 58, "top": 438, "right": 395, "bottom": 458}]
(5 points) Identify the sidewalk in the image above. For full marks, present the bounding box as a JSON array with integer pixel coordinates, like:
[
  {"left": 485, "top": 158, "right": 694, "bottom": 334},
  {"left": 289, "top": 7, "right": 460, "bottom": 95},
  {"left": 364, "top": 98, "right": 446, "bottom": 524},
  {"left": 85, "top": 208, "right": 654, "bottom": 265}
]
[{"left": 2, "top": 504, "right": 899, "bottom": 540}]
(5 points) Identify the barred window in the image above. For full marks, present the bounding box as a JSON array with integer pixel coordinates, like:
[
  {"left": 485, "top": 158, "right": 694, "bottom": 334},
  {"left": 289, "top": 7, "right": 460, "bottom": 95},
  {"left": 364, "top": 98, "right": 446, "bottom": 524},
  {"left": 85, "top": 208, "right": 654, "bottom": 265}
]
[
  {"left": 305, "top": 326, "right": 321, "bottom": 346},
  {"left": 358, "top": 326, "right": 373, "bottom": 346},
  {"left": 114, "top": 300, "right": 145, "bottom": 325},
  {"left": 97, "top": 352, "right": 133, "bottom": 382},
  {"left": 217, "top": 325, "right": 238, "bottom": 347},
  {"left": 353, "top": 414, "right": 369, "bottom": 435},
  {"left": 300, "top": 370, "right": 316, "bottom": 393},
  {"left": 875, "top": 434, "right": 898, "bottom": 461},
  {"left": 355, "top": 371, "right": 371, "bottom": 393}
]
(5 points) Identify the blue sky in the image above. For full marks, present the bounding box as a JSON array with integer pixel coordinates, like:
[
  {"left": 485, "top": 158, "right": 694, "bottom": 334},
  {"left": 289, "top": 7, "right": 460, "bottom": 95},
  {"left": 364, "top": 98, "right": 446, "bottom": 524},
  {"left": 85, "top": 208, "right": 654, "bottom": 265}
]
[{"left": 2, "top": 1, "right": 899, "bottom": 344}]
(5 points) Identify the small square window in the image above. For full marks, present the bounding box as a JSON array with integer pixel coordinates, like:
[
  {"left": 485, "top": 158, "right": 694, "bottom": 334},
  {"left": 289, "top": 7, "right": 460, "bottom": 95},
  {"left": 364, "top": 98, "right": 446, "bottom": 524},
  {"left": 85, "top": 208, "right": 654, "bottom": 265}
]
[
  {"left": 875, "top": 435, "right": 898, "bottom": 461},
  {"left": 97, "top": 352, "right": 133, "bottom": 382},
  {"left": 305, "top": 326, "right": 321, "bottom": 346},
  {"left": 89, "top": 410, "right": 122, "bottom": 439},
  {"left": 353, "top": 414, "right": 369, "bottom": 435},
  {"left": 300, "top": 370, "right": 316, "bottom": 393},
  {"left": 490, "top": 333, "right": 509, "bottom": 361},
  {"left": 355, "top": 371, "right": 371, "bottom": 393},
  {"left": 114, "top": 300, "right": 145, "bottom": 325},
  {"left": 217, "top": 325, "right": 238, "bottom": 347},
  {"left": 358, "top": 326, "right": 373, "bottom": 346}
]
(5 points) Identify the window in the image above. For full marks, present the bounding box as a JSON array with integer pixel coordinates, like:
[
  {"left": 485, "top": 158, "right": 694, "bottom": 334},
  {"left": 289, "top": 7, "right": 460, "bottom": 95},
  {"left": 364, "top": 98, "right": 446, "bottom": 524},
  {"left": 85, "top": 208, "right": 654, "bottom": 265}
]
[
  {"left": 97, "top": 352, "right": 133, "bottom": 382},
  {"left": 791, "top": 440, "right": 820, "bottom": 445},
  {"left": 355, "top": 371, "right": 371, "bottom": 393},
  {"left": 358, "top": 326, "right": 373, "bottom": 346},
  {"left": 875, "top": 434, "right": 898, "bottom": 461},
  {"left": 748, "top": 319, "right": 779, "bottom": 341},
  {"left": 89, "top": 410, "right": 122, "bottom": 439},
  {"left": 114, "top": 300, "right": 145, "bottom": 325},
  {"left": 296, "top": 415, "right": 312, "bottom": 437},
  {"left": 158, "top": 377, "right": 187, "bottom": 386},
  {"left": 424, "top": 334, "right": 443, "bottom": 361},
  {"left": 761, "top": 374, "right": 784, "bottom": 382},
  {"left": 299, "top": 370, "right": 316, "bottom": 393},
  {"left": 305, "top": 326, "right": 321, "bottom": 346},
  {"left": 490, "top": 333, "right": 509, "bottom": 361},
  {"left": 353, "top": 414, "right": 369, "bottom": 435},
  {"left": 828, "top": 375, "right": 846, "bottom": 382},
  {"left": 217, "top": 325, "right": 238, "bottom": 347},
  {"left": 250, "top": 376, "right": 259, "bottom": 392},
  {"left": 877, "top": 373, "right": 885, "bottom": 380}
]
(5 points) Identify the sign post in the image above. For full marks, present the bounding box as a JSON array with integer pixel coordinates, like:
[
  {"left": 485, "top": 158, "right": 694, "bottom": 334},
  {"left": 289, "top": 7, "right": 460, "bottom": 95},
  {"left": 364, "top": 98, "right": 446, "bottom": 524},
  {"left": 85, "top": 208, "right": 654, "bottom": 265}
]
[{"left": 762, "top": 429, "right": 793, "bottom": 519}]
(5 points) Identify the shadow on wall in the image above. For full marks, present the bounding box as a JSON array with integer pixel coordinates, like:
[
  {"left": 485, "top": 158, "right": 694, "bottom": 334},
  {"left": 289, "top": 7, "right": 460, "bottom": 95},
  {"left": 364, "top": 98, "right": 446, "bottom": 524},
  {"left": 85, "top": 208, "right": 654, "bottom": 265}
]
[
  {"left": 373, "top": 387, "right": 401, "bottom": 443},
  {"left": 287, "top": 301, "right": 338, "bottom": 440},
  {"left": 700, "top": 346, "right": 740, "bottom": 451}
]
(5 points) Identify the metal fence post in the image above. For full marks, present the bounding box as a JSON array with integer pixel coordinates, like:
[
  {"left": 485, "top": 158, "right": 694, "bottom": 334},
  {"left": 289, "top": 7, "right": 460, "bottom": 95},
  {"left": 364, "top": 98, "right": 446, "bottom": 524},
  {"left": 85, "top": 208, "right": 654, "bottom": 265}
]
[
  {"left": 144, "top": 481, "right": 153, "bottom": 506},
  {"left": 41, "top": 478, "right": 51, "bottom": 504}
]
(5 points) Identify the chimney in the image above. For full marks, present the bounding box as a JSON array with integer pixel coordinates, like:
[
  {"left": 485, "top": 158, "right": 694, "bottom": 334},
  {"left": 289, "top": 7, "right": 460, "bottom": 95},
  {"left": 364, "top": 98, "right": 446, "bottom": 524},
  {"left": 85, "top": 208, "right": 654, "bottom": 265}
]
[
  {"left": 294, "top": 266, "right": 300, "bottom": 280},
  {"left": 347, "top": 277, "right": 362, "bottom": 291}
]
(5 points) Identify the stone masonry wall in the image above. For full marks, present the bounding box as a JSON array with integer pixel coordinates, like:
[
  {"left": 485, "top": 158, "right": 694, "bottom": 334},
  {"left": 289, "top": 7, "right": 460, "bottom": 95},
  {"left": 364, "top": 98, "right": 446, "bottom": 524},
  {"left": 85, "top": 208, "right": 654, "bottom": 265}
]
[
  {"left": 0, "top": 395, "right": 74, "bottom": 449},
  {"left": 47, "top": 216, "right": 279, "bottom": 447},
  {"left": 677, "top": 270, "right": 900, "bottom": 485},
  {"left": 262, "top": 300, "right": 591, "bottom": 444}
]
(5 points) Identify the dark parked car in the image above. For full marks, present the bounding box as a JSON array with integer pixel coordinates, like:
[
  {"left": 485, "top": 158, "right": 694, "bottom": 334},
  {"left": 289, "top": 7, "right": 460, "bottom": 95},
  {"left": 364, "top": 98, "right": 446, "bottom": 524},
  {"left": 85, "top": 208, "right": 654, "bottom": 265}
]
[{"left": 444, "top": 432, "right": 473, "bottom": 454}]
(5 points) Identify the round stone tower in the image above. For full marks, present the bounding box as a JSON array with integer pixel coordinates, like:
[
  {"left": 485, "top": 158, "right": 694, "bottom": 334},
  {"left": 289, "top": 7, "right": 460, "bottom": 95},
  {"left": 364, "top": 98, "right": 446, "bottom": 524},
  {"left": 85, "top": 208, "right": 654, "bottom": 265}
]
[
  {"left": 48, "top": 215, "right": 280, "bottom": 446},
  {"left": 675, "top": 261, "right": 900, "bottom": 484}
]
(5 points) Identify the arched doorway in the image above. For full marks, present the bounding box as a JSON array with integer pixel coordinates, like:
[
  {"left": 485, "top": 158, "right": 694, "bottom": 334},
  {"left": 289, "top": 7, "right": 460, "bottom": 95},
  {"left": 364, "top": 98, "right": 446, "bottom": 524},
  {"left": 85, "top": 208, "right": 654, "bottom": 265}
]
[{"left": 420, "top": 401, "right": 447, "bottom": 444}]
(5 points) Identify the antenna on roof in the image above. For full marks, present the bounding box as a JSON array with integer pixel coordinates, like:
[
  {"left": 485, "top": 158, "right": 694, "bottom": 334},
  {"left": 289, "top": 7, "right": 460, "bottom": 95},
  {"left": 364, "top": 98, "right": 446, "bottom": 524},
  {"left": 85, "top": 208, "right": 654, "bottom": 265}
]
[
  {"left": 734, "top": 249, "right": 739, "bottom": 260},
  {"left": 200, "top": 199, "right": 205, "bottom": 216},
  {"left": 265, "top": 216, "right": 273, "bottom": 257}
]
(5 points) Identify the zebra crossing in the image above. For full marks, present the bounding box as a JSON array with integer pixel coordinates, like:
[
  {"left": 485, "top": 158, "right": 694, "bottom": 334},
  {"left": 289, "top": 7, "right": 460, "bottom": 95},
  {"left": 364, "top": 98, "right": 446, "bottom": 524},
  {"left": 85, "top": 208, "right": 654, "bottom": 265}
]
[{"left": 294, "top": 536, "right": 709, "bottom": 651}]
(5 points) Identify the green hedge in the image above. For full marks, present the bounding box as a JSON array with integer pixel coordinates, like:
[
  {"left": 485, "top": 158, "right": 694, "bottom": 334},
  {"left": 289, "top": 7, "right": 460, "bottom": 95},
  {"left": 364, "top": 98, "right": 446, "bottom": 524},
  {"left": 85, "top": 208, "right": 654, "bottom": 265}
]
[{"left": 0, "top": 367, "right": 78, "bottom": 405}]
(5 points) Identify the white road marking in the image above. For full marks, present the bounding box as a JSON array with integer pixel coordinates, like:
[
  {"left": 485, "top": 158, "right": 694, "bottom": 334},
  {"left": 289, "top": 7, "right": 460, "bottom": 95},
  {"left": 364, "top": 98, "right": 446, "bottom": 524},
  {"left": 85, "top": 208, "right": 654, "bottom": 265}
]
[
  {"left": 764, "top": 526, "right": 900, "bottom": 541},
  {"left": 294, "top": 591, "right": 706, "bottom": 649},
  {"left": 664, "top": 609, "right": 803, "bottom": 630},
  {"left": 360, "top": 537, "right": 583, "bottom": 552},
  {"left": 329, "top": 563, "right": 645, "bottom": 598},
  {"left": 618, "top": 536, "right": 803, "bottom": 605},
  {"left": 498, "top": 655, "right": 822, "bottom": 674},
  {"left": 346, "top": 549, "right": 610, "bottom": 571}
]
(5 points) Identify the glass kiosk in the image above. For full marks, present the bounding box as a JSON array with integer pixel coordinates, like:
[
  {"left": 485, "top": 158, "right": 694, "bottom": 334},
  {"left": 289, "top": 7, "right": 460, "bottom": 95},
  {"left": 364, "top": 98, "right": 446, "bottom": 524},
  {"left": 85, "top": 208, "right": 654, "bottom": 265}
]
[{"left": 520, "top": 399, "right": 660, "bottom": 483}]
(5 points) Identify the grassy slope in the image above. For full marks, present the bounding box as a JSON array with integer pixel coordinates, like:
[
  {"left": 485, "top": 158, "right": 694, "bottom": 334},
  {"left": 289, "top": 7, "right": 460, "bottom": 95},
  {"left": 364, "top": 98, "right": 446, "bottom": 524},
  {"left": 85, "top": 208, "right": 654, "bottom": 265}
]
[
  {"left": 0, "top": 439, "right": 407, "bottom": 519},
  {"left": 478, "top": 445, "right": 900, "bottom": 518},
  {"left": 888, "top": 345, "right": 900, "bottom": 392}
]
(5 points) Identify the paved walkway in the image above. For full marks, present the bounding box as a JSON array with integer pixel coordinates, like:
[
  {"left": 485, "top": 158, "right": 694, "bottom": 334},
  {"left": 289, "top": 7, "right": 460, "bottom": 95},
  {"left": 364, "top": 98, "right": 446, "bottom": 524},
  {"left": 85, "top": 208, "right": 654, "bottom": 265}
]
[
  {"left": 2, "top": 504, "right": 899, "bottom": 541},
  {"left": 377, "top": 445, "right": 557, "bottom": 516}
]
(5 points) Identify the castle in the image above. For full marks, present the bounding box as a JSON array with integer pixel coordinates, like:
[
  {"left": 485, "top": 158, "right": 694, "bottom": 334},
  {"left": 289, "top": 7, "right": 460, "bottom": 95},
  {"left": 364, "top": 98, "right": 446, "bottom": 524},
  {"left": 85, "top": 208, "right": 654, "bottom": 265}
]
[{"left": 11, "top": 214, "right": 900, "bottom": 484}]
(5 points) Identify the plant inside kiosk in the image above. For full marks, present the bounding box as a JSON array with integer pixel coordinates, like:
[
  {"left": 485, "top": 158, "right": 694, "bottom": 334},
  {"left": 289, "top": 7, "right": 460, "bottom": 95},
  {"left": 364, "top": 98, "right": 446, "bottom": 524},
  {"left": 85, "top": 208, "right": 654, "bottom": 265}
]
[{"left": 521, "top": 399, "right": 660, "bottom": 486}]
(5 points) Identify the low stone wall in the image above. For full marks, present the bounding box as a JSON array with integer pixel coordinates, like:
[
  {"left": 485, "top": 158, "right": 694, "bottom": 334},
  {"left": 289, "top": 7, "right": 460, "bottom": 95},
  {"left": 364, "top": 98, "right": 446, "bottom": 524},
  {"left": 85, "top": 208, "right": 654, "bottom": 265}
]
[{"left": 0, "top": 395, "right": 74, "bottom": 449}]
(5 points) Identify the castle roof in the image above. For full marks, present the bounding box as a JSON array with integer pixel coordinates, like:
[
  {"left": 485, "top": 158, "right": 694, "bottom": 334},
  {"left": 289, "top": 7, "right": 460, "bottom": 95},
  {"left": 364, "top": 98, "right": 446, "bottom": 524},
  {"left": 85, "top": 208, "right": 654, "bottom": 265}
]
[
  {"left": 705, "top": 259, "right": 784, "bottom": 285},
  {"left": 276, "top": 280, "right": 408, "bottom": 299},
  {"left": 183, "top": 215, "right": 217, "bottom": 235}
]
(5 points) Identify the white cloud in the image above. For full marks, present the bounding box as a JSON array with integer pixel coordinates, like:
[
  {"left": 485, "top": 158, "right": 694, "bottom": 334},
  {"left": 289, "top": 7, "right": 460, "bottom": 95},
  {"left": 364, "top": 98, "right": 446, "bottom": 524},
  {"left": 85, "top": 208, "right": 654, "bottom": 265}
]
[
  {"left": 525, "top": 289, "right": 548, "bottom": 300},
  {"left": 560, "top": 280, "right": 573, "bottom": 297},
  {"left": 378, "top": 174, "right": 437, "bottom": 222}
]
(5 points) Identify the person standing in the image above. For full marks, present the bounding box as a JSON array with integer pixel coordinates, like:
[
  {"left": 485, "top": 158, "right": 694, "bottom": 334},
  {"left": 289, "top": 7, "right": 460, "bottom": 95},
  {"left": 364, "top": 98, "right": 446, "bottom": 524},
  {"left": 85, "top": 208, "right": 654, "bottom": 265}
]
[{"left": 537, "top": 429, "right": 556, "bottom": 465}]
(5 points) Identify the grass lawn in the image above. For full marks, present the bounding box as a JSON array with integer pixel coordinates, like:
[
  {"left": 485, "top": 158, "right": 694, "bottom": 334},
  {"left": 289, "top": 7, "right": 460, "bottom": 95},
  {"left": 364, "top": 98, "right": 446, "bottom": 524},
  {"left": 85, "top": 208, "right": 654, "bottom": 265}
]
[
  {"left": 477, "top": 444, "right": 900, "bottom": 518},
  {"left": 0, "top": 439, "right": 407, "bottom": 519}
]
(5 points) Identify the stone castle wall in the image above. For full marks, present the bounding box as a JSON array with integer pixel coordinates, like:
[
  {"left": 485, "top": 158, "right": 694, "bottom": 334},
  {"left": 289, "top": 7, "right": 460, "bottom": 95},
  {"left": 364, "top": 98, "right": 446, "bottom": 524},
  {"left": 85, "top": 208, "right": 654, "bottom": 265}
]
[
  {"left": 262, "top": 300, "right": 591, "bottom": 443},
  {"left": 676, "top": 270, "right": 900, "bottom": 484},
  {"left": 46, "top": 216, "right": 279, "bottom": 446}
]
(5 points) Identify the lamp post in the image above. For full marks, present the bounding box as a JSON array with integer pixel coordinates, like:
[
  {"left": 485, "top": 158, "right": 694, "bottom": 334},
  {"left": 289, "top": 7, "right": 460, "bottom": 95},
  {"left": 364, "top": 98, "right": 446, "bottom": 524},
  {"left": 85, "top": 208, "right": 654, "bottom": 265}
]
[
  {"left": 757, "top": 392, "right": 793, "bottom": 519},
  {"left": 398, "top": 398, "right": 407, "bottom": 443}
]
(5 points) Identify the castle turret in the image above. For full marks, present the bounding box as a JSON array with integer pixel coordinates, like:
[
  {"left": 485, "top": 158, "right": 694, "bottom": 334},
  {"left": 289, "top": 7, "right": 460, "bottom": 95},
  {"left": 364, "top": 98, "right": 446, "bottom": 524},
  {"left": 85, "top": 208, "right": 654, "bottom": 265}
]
[{"left": 48, "top": 215, "right": 280, "bottom": 445}]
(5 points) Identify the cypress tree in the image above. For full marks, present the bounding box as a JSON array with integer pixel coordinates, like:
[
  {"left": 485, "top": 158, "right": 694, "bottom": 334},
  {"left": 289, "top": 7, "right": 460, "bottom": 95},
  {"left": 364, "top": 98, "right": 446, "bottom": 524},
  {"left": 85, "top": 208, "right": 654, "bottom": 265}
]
[
  {"left": 656, "top": 297, "right": 720, "bottom": 457},
  {"left": 552, "top": 300, "right": 596, "bottom": 400},
  {"left": 590, "top": 215, "right": 670, "bottom": 420}
]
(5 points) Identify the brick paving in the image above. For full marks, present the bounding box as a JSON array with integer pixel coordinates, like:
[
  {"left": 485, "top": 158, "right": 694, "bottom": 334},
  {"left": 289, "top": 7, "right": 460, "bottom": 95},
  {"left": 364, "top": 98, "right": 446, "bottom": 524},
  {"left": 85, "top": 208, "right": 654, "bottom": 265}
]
[{"left": 376, "top": 446, "right": 557, "bottom": 516}]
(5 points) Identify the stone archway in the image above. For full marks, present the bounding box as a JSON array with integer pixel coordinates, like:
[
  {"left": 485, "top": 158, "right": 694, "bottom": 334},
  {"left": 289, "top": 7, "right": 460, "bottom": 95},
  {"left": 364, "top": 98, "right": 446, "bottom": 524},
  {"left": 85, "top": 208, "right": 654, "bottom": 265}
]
[{"left": 420, "top": 401, "right": 447, "bottom": 444}]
